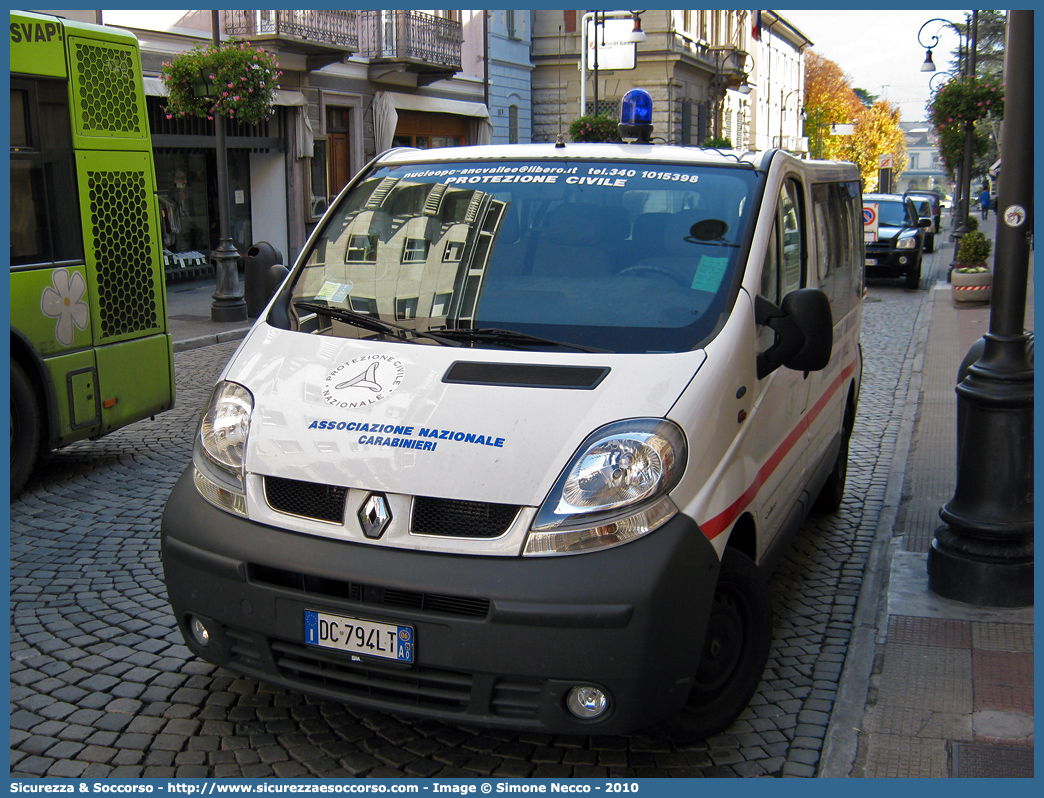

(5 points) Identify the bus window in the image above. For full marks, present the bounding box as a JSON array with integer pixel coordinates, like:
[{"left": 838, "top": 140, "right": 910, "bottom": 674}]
[{"left": 10, "top": 79, "right": 84, "bottom": 267}]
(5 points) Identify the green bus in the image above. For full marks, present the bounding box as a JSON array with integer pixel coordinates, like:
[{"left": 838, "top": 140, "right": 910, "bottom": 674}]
[{"left": 10, "top": 11, "right": 175, "bottom": 494}]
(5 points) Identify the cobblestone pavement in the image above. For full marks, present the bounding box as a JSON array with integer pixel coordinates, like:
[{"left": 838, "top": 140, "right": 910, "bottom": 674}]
[{"left": 11, "top": 277, "right": 933, "bottom": 779}]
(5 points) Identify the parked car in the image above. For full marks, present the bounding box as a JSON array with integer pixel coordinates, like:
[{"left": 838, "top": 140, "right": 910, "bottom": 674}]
[
  {"left": 905, "top": 189, "right": 942, "bottom": 235},
  {"left": 864, "top": 192, "right": 931, "bottom": 289},
  {"left": 905, "top": 193, "right": 937, "bottom": 252}
]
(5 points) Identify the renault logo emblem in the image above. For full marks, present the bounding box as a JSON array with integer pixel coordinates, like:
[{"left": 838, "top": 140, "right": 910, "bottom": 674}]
[{"left": 359, "top": 493, "right": 392, "bottom": 539}]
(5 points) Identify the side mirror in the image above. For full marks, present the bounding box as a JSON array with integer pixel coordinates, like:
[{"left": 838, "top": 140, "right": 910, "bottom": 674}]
[
  {"left": 755, "top": 288, "right": 833, "bottom": 379},
  {"left": 265, "top": 264, "right": 292, "bottom": 329},
  {"left": 918, "top": 218, "right": 933, "bottom": 228}
]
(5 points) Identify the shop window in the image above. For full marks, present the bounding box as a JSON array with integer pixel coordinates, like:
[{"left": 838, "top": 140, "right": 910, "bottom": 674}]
[{"left": 154, "top": 149, "right": 252, "bottom": 257}]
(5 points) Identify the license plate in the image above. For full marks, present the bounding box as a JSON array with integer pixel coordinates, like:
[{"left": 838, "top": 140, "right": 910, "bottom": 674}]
[
  {"left": 865, "top": 258, "right": 876, "bottom": 266},
  {"left": 304, "top": 609, "right": 414, "bottom": 663}
]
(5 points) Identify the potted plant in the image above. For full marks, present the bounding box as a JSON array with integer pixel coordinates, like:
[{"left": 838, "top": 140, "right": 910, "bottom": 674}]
[
  {"left": 568, "top": 114, "right": 620, "bottom": 143},
  {"left": 161, "top": 39, "right": 282, "bottom": 125},
  {"left": 950, "top": 230, "right": 993, "bottom": 304},
  {"left": 702, "top": 136, "right": 733, "bottom": 149}
]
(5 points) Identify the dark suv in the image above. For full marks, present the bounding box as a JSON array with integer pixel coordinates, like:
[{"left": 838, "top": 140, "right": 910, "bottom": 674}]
[{"left": 863, "top": 193, "right": 931, "bottom": 289}]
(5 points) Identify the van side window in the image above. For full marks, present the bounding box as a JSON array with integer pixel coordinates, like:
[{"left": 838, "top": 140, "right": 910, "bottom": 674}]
[
  {"left": 813, "top": 180, "right": 862, "bottom": 319},
  {"left": 779, "top": 179, "right": 804, "bottom": 295},
  {"left": 759, "top": 178, "right": 805, "bottom": 305}
]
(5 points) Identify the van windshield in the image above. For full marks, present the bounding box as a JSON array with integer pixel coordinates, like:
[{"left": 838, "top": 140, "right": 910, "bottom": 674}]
[{"left": 290, "top": 159, "right": 759, "bottom": 353}]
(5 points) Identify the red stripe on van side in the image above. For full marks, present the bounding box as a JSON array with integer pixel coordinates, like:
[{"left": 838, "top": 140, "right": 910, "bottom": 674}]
[{"left": 699, "top": 361, "right": 857, "bottom": 540}]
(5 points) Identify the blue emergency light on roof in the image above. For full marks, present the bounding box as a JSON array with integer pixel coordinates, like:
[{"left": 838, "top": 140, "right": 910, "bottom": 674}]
[{"left": 618, "top": 88, "right": 653, "bottom": 143}]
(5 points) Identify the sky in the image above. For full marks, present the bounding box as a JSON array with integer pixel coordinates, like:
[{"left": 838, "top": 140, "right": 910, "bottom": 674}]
[{"left": 782, "top": 9, "right": 973, "bottom": 123}]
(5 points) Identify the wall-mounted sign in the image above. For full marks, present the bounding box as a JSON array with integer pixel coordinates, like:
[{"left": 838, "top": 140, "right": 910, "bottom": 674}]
[{"left": 585, "top": 18, "right": 637, "bottom": 71}]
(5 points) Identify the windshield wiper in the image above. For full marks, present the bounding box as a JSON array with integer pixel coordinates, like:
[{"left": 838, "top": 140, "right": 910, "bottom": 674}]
[
  {"left": 293, "top": 301, "right": 461, "bottom": 347},
  {"left": 434, "top": 327, "right": 609, "bottom": 353}
]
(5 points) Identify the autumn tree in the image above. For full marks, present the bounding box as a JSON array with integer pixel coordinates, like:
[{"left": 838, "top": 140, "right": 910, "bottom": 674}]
[
  {"left": 840, "top": 100, "right": 908, "bottom": 191},
  {"left": 803, "top": 52, "right": 862, "bottom": 158}
]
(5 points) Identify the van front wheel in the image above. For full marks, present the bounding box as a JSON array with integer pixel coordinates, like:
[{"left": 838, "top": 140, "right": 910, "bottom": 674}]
[{"left": 659, "top": 549, "right": 772, "bottom": 741}]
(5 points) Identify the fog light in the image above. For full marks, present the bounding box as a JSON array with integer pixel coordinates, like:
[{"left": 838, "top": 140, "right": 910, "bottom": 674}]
[
  {"left": 189, "top": 616, "right": 211, "bottom": 647},
  {"left": 566, "top": 685, "right": 609, "bottom": 719}
]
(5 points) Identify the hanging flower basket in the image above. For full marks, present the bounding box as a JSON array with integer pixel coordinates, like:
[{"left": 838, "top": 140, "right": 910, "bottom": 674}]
[
  {"left": 161, "top": 40, "right": 282, "bottom": 126},
  {"left": 927, "top": 76, "right": 1004, "bottom": 173}
]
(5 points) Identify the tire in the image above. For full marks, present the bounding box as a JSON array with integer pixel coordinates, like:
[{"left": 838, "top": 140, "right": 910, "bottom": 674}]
[
  {"left": 658, "top": 549, "right": 773, "bottom": 741},
  {"left": 905, "top": 257, "right": 921, "bottom": 289},
  {"left": 814, "top": 421, "right": 851, "bottom": 514},
  {"left": 11, "top": 361, "right": 42, "bottom": 496}
]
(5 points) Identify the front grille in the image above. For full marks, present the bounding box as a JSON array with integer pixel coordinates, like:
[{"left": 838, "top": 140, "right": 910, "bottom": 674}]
[
  {"left": 270, "top": 639, "right": 473, "bottom": 712},
  {"left": 412, "top": 496, "right": 519, "bottom": 538},
  {"left": 265, "top": 476, "right": 347, "bottom": 523},
  {"left": 491, "top": 678, "right": 543, "bottom": 718},
  {"left": 250, "top": 564, "right": 491, "bottom": 619},
  {"left": 262, "top": 476, "right": 519, "bottom": 539},
  {"left": 225, "top": 629, "right": 543, "bottom": 720}
]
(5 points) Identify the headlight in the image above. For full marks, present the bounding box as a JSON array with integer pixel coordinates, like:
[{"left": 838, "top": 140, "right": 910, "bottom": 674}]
[
  {"left": 526, "top": 419, "right": 687, "bottom": 556},
  {"left": 193, "top": 381, "right": 253, "bottom": 516},
  {"left": 896, "top": 235, "right": 918, "bottom": 249}
]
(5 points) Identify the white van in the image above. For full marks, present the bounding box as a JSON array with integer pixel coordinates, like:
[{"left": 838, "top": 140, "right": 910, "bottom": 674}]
[{"left": 162, "top": 108, "right": 863, "bottom": 738}]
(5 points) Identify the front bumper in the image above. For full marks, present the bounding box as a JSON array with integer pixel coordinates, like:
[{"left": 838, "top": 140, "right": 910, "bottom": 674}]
[
  {"left": 161, "top": 467, "right": 721, "bottom": 735},
  {"left": 865, "top": 246, "right": 918, "bottom": 276}
]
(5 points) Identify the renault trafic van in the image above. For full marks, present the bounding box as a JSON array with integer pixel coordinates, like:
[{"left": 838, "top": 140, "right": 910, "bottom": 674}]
[{"left": 162, "top": 110, "right": 863, "bottom": 738}]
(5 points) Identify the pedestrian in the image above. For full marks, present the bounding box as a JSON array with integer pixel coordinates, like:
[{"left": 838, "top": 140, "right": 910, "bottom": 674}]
[{"left": 979, "top": 187, "right": 991, "bottom": 220}]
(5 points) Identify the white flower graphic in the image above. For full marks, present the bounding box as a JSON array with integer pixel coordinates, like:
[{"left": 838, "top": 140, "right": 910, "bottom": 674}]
[{"left": 41, "top": 268, "right": 89, "bottom": 347}]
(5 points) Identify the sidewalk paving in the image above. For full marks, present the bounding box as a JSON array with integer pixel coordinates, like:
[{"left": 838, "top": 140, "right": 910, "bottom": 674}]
[
  {"left": 823, "top": 212, "right": 1035, "bottom": 778},
  {"left": 164, "top": 275, "right": 253, "bottom": 352}
]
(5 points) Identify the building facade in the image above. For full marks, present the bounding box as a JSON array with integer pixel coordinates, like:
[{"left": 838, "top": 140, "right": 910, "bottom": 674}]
[
  {"left": 530, "top": 9, "right": 808, "bottom": 155},
  {"left": 53, "top": 9, "right": 513, "bottom": 269}
]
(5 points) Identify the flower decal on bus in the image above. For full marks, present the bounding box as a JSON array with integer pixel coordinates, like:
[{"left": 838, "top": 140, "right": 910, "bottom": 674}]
[{"left": 41, "top": 268, "right": 89, "bottom": 347}]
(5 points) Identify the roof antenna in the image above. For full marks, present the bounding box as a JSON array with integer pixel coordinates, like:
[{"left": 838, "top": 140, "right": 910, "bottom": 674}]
[{"left": 556, "top": 24, "right": 566, "bottom": 148}]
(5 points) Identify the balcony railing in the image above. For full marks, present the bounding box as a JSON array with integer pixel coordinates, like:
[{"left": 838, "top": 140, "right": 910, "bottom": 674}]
[
  {"left": 223, "top": 10, "right": 358, "bottom": 52},
  {"left": 357, "top": 10, "right": 462, "bottom": 70}
]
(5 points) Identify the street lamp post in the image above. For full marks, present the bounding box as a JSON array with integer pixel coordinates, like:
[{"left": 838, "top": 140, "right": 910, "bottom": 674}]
[
  {"left": 780, "top": 88, "right": 800, "bottom": 151},
  {"left": 927, "top": 11, "right": 1033, "bottom": 607},
  {"left": 918, "top": 13, "right": 978, "bottom": 238},
  {"left": 208, "top": 10, "right": 247, "bottom": 322}
]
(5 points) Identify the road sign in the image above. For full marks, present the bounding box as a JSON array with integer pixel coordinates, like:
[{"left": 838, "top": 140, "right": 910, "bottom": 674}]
[
  {"left": 863, "top": 203, "right": 879, "bottom": 242},
  {"left": 878, "top": 154, "right": 894, "bottom": 170}
]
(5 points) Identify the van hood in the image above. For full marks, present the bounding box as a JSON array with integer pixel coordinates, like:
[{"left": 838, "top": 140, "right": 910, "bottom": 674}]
[{"left": 224, "top": 326, "right": 705, "bottom": 507}]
